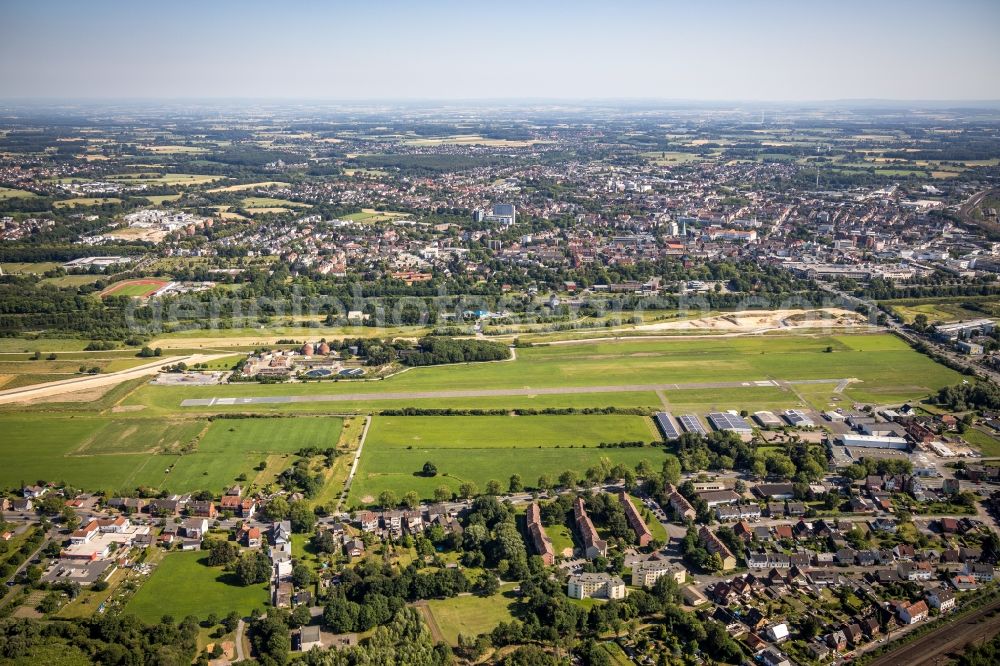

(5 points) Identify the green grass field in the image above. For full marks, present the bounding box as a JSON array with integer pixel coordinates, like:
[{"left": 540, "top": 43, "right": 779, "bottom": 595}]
[
  {"left": 53, "top": 197, "right": 122, "bottom": 208},
  {"left": 884, "top": 297, "right": 1000, "bottom": 325},
  {"left": 241, "top": 196, "right": 310, "bottom": 209},
  {"left": 961, "top": 428, "right": 1000, "bottom": 458},
  {"left": 0, "top": 186, "right": 40, "bottom": 200},
  {"left": 349, "top": 415, "right": 665, "bottom": 504},
  {"left": 133, "top": 416, "right": 343, "bottom": 493},
  {"left": 341, "top": 209, "right": 410, "bottom": 223},
  {"left": 126, "top": 334, "right": 962, "bottom": 414},
  {"left": 206, "top": 181, "right": 289, "bottom": 193},
  {"left": 422, "top": 585, "right": 519, "bottom": 644},
  {"left": 0, "top": 261, "right": 61, "bottom": 274},
  {"left": 126, "top": 552, "right": 268, "bottom": 623},
  {"left": 144, "top": 194, "right": 183, "bottom": 205},
  {"left": 0, "top": 415, "right": 342, "bottom": 494},
  {"left": 366, "top": 415, "right": 653, "bottom": 449},
  {"left": 106, "top": 173, "right": 222, "bottom": 186}
]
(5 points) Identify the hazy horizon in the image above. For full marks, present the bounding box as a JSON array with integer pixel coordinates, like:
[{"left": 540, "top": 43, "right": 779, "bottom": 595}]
[{"left": 2, "top": 0, "right": 999, "bottom": 102}]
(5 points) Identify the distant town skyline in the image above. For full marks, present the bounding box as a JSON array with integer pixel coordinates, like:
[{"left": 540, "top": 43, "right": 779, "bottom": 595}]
[{"left": 2, "top": 0, "right": 999, "bottom": 101}]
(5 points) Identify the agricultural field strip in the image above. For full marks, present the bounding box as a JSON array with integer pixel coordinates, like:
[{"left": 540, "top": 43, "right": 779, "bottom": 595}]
[{"left": 179, "top": 377, "right": 852, "bottom": 406}]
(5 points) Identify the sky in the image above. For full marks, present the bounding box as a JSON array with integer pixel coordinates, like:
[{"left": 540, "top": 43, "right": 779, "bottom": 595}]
[{"left": 1, "top": 0, "right": 999, "bottom": 101}]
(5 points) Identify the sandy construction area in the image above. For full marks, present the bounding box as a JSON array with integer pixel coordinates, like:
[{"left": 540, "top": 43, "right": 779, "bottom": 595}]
[{"left": 632, "top": 308, "right": 868, "bottom": 333}]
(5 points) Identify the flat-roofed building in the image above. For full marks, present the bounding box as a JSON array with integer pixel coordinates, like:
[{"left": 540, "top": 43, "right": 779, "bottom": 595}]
[
  {"left": 654, "top": 412, "right": 681, "bottom": 439},
  {"left": 754, "top": 411, "right": 783, "bottom": 428},
  {"left": 838, "top": 434, "right": 909, "bottom": 450},
  {"left": 933, "top": 319, "right": 994, "bottom": 342},
  {"left": 708, "top": 411, "right": 753, "bottom": 434},
  {"left": 783, "top": 409, "right": 814, "bottom": 427},
  {"left": 678, "top": 414, "right": 707, "bottom": 435}
]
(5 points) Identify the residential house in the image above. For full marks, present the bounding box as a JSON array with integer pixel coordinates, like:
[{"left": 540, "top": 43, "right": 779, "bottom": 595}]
[
  {"left": 345, "top": 538, "right": 364, "bottom": 558},
  {"left": 619, "top": 492, "right": 652, "bottom": 546},
  {"left": 526, "top": 502, "right": 555, "bottom": 565},
  {"left": 182, "top": 517, "right": 208, "bottom": 540},
  {"left": 188, "top": 500, "right": 216, "bottom": 518},
  {"left": 925, "top": 588, "right": 956, "bottom": 612},
  {"left": 699, "top": 526, "right": 737, "bottom": 570},
  {"left": 574, "top": 498, "right": 608, "bottom": 559},
  {"left": 899, "top": 600, "right": 929, "bottom": 625},
  {"left": 357, "top": 510, "right": 379, "bottom": 532}
]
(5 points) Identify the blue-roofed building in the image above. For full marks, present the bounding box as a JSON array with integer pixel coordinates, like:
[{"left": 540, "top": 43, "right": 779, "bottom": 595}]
[
  {"left": 782, "top": 409, "right": 814, "bottom": 427},
  {"left": 707, "top": 411, "right": 753, "bottom": 434},
  {"left": 678, "top": 414, "right": 707, "bottom": 435},
  {"left": 654, "top": 412, "right": 681, "bottom": 439}
]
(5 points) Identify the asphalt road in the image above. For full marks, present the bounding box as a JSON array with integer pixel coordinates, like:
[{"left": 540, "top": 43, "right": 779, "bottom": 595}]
[{"left": 179, "top": 377, "right": 854, "bottom": 406}]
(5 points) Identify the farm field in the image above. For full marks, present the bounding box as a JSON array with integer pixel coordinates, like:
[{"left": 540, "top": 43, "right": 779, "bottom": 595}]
[
  {"left": 0, "top": 355, "right": 155, "bottom": 387},
  {"left": 131, "top": 416, "right": 343, "bottom": 493},
  {"left": 421, "top": 585, "right": 520, "bottom": 644},
  {"left": 143, "top": 145, "right": 209, "bottom": 154},
  {"left": 641, "top": 150, "right": 707, "bottom": 165},
  {"left": 401, "top": 134, "right": 544, "bottom": 148},
  {"left": 0, "top": 416, "right": 147, "bottom": 490},
  {"left": 126, "top": 552, "right": 268, "bottom": 623},
  {"left": 349, "top": 415, "right": 666, "bottom": 504}
]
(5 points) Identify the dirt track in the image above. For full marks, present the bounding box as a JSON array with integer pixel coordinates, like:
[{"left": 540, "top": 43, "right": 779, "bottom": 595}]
[
  {"left": 411, "top": 601, "right": 446, "bottom": 644},
  {"left": 0, "top": 353, "right": 230, "bottom": 405},
  {"left": 868, "top": 598, "right": 1000, "bottom": 666}
]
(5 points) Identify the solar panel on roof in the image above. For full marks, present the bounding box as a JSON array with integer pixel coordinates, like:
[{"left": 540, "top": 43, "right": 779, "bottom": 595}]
[
  {"left": 654, "top": 412, "right": 681, "bottom": 439},
  {"left": 708, "top": 412, "right": 752, "bottom": 432},
  {"left": 678, "top": 414, "right": 707, "bottom": 435}
]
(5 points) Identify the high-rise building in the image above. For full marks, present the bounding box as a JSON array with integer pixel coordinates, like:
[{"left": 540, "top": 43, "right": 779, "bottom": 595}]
[{"left": 487, "top": 203, "right": 516, "bottom": 226}]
